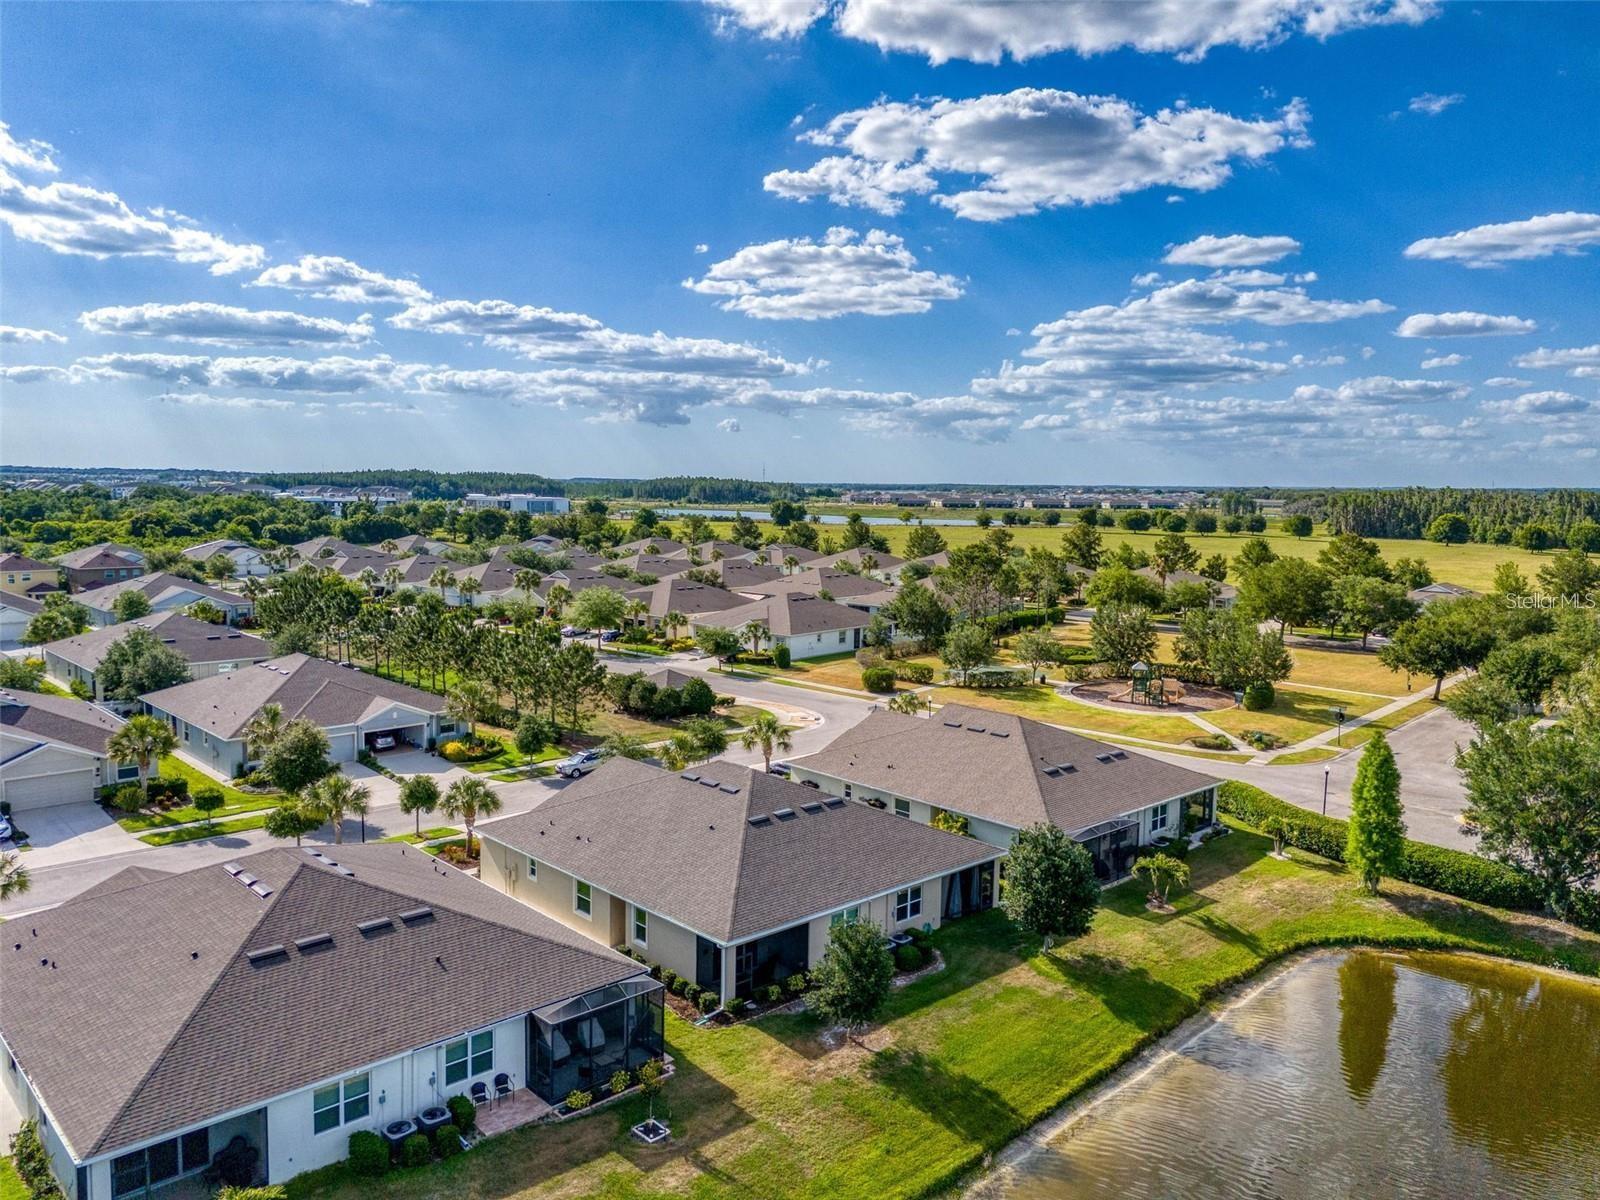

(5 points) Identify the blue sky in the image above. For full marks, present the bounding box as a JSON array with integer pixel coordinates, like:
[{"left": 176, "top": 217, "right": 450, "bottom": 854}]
[{"left": 1, "top": 0, "right": 1597, "bottom": 485}]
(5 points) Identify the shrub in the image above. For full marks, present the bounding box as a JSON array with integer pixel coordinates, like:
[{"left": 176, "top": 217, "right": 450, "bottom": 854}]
[
  {"left": 434, "top": 1125, "right": 463, "bottom": 1159},
  {"left": 609, "top": 1068, "right": 633, "bottom": 1095},
  {"left": 894, "top": 662, "right": 935, "bottom": 685},
  {"left": 696, "top": 992, "right": 718, "bottom": 1014},
  {"left": 440, "top": 739, "right": 497, "bottom": 764},
  {"left": 112, "top": 782, "right": 145, "bottom": 812},
  {"left": 762, "top": 984, "right": 783, "bottom": 1004},
  {"left": 400, "top": 1133, "right": 431, "bottom": 1169},
  {"left": 726, "top": 996, "right": 749, "bottom": 1017},
  {"left": 446, "top": 1093, "right": 477, "bottom": 1135},
  {"left": 347, "top": 1130, "right": 388, "bottom": 1178},
  {"left": 894, "top": 943, "right": 922, "bottom": 972},
  {"left": 861, "top": 665, "right": 896, "bottom": 692},
  {"left": 785, "top": 971, "right": 809, "bottom": 995},
  {"left": 773, "top": 644, "right": 791, "bottom": 668},
  {"left": 565, "top": 1089, "right": 593, "bottom": 1111},
  {"left": 1188, "top": 734, "right": 1233, "bottom": 751},
  {"left": 216, "top": 1188, "right": 286, "bottom": 1200},
  {"left": 10, "top": 1120, "right": 63, "bottom": 1200},
  {"left": 1216, "top": 781, "right": 1544, "bottom": 911},
  {"left": 669, "top": 975, "right": 687, "bottom": 997},
  {"left": 660, "top": 968, "right": 678, "bottom": 991},
  {"left": 1242, "top": 681, "right": 1275, "bottom": 711},
  {"left": 144, "top": 775, "right": 190, "bottom": 805},
  {"left": 683, "top": 982, "right": 702, "bottom": 1005},
  {"left": 855, "top": 648, "right": 887, "bottom": 669}
]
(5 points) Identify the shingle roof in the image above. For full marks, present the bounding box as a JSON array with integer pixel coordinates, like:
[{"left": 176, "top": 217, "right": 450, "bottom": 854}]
[
  {"left": 825, "top": 548, "right": 907, "bottom": 572},
  {"left": 758, "top": 544, "right": 824, "bottom": 567},
  {"left": 141, "top": 653, "right": 444, "bottom": 739},
  {"left": 55, "top": 544, "right": 144, "bottom": 571},
  {"left": 77, "top": 573, "right": 251, "bottom": 613},
  {"left": 0, "top": 592, "right": 44, "bottom": 617},
  {"left": 0, "top": 689, "right": 123, "bottom": 756},
  {"left": 668, "top": 541, "right": 758, "bottom": 562},
  {"left": 616, "top": 537, "right": 686, "bottom": 556},
  {"left": 625, "top": 578, "right": 747, "bottom": 619},
  {"left": 788, "top": 703, "right": 1219, "bottom": 835},
  {"left": 481, "top": 759, "right": 996, "bottom": 943},
  {"left": 677, "top": 559, "right": 785, "bottom": 589},
  {"left": 39, "top": 611, "right": 271, "bottom": 674},
  {"left": 740, "top": 569, "right": 896, "bottom": 602},
  {"left": 0, "top": 552, "right": 55, "bottom": 573},
  {"left": 693, "top": 592, "right": 872, "bottom": 636},
  {"left": 0, "top": 844, "right": 643, "bottom": 1161}
]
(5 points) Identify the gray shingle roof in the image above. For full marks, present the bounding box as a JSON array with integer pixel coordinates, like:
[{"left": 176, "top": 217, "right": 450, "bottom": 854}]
[
  {"left": 141, "top": 653, "right": 444, "bottom": 739},
  {"left": 694, "top": 592, "right": 871, "bottom": 636},
  {"left": 55, "top": 544, "right": 144, "bottom": 571},
  {"left": 0, "top": 689, "right": 123, "bottom": 756},
  {"left": 77, "top": 573, "right": 250, "bottom": 613},
  {"left": 788, "top": 703, "right": 1219, "bottom": 836},
  {"left": 740, "top": 569, "right": 893, "bottom": 601},
  {"left": 625, "top": 578, "right": 747, "bottom": 619},
  {"left": 0, "top": 844, "right": 643, "bottom": 1161},
  {"left": 39, "top": 611, "right": 271, "bottom": 673},
  {"left": 480, "top": 759, "right": 996, "bottom": 943}
]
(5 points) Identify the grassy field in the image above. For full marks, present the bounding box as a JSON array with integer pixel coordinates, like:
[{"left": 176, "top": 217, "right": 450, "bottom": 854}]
[
  {"left": 683, "top": 514, "right": 1545, "bottom": 593},
  {"left": 115, "top": 756, "right": 281, "bottom": 832},
  {"left": 1207, "top": 686, "right": 1385, "bottom": 745},
  {"left": 930, "top": 685, "right": 1215, "bottom": 745},
  {"left": 287, "top": 823, "right": 1600, "bottom": 1200}
]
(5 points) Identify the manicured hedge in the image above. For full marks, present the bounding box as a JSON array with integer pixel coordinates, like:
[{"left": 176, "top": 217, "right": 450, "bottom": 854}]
[
  {"left": 861, "top": 665, "right": 897, "bottom": 693},
  {"left": 976, "top": 606, "right": 1064, "bottom": 636},
  {"left": 1217, "top": 781, "right": 1545, "bottom": 912}
]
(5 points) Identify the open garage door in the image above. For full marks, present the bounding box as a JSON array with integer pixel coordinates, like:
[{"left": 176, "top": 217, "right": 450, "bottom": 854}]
[{"left": 4, "top": 767, "right": 96, "bottom": 811}]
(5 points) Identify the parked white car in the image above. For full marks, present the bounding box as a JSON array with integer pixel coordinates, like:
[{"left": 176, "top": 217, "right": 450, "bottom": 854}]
[
  {"left": 555, "top": 749, "right": 603, "bottom": 779},
  {"left": 0, "top": 814, "right": 13, "bottom": 843}
]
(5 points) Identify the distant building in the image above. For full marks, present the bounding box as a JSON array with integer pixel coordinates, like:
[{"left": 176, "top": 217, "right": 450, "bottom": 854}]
[{"left": 461, "top": 493, "right": 571, "bottom": 514}]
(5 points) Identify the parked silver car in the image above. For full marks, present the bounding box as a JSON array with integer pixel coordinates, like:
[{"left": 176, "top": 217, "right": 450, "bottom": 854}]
[{"left": 555, "top": 749, "right": 603, "bottom": 779}]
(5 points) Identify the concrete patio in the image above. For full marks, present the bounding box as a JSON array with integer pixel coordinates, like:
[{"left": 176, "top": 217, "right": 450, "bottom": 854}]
[{"left": 475, "top": 1088, "right": 553, "bottom": 1136}]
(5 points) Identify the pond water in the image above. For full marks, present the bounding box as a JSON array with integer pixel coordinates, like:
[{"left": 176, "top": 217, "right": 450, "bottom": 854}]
[
  {"left": 989, "top": 951, "right": 1600, "bottom": 1200},
  {"left": 649, "top": 506, "right": 981, "bottom": 527}
]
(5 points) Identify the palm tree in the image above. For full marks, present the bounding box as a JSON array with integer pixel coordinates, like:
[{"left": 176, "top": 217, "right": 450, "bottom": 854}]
[
  {"left": 662, "top": 609, "right": 686, "bottom": 643},
  {"left": 0, "top": 852, "right": 30, "bottom": 902},
  {"left": 242, "top": 702, "right": 286, "bottom": 762},
  {"left": 107, "top": 714, "right": 179, "bottom": 791},
  {"left": 545, "top": 584, "right": 571, "bottom": 621},
  {"left": 457, "top": 575, "right": 483, "bottom": 608},
  {"left": 357, "top": 566, "right": 379, "bottom": 596},
  {"left": 625, "top": 598, "right": 649, "bottom": 631},
  {"left": 782, "top": 554, "right": 799, "bottom": 575},
  {"left": 859, "top": 553, "right": 880, "bottom": 578},
  {"left": 740, "top": 619, "right": 768, "bottom": 658},
  {"left": 446, "top": 680, "right": 498, "bottom": 743},
  {"left": 379, "top": 539, "right": 400, "bottom": 555},
  {"left": 302, "top": 773, "right": 371, "bottom": 845},
  {"left": 662, "top": 718, "right": 728, "bottom": 772},
  {"left": 382, "top": 565, "right": 403, "bottom": 596},
  {"left": 440, "top": 776, "right": 501, "bottom": 858},
  {"left": 428, "top": 565, "right": 454, "bottom": 602},
  {"left": 514, "top": 568, "right": 542, "bottom": 606},
  {"left": 737, "top": 710, "right": 792, "bottom": 773}
]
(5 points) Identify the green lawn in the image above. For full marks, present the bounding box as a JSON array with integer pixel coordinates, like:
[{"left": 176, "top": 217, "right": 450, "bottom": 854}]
[
  {"left": 930, "top": 684, "right": 1203, "bottom": 745},
  {"left": 1207, "top": 686, "right": 1384, "bottom": 745},
  {"left": 287, "top": 824, "right": 1600, "bottom": 1200},
  {"left": 459, "top": 731, "right": 564, "bottom": 775},
  {"left": 137, "top": 813, "right": 270, "bottom": 846},
  {"left": 115, "top": 756, "right": 282, "bottom": 832},
  {"left": 382, "top": 826, "right": 461, "bottom": 845},
  {"left": 0, "top": 1158, "right": 26, "bottom": 1200}
]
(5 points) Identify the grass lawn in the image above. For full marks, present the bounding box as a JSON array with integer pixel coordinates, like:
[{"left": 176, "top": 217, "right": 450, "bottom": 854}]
[
  {"left": 1267, "top": 747, "right": 1342, "bottom": 766},
  {"left": 137, "top": 813, "right": 270, "bottom": 847},
  {"left": 0, "top": 1158, "right": 26, "bottom": 1200},
  {"left": 731, "top": 650, "right": 931, "bottom": 694},
  {"left": 684, "top": 515, "right": 1547, "bottom": 593},
  {"left": 929, "top": 685, "right": 1202, "bottom": 745},
  {"left": 585, "top": 704, "right": 767, "bottom": 744},
  {"left": 287, "top": 823, "right": 1600, "bottom": 1200},
  {"left": 115, "top": 756, "right": 282, "bottom": 832},
  {"left": 1207, "top": 686, "right": 1384, "bottom": 745},
  {"left": 382, "top": 825, "right": 461, "bottom": 844},
  {"left": 459, "top": 730, "right": 564, "bottom": 774}
]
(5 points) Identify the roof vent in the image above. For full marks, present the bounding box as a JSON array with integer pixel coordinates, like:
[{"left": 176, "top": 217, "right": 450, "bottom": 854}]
[
  {"left": 800, "top": 801, "right": 823, "bottom": 813},
  {"left": 967, "top": 725, "right": 985, "bottom": 734},
  {"left": 248, "top": 881, "right": 273, "bottom": 898},
  {"left": 1060, "top": 763, "right": 1077, "bottom": 773},
  {"left": 222, "top": 862, "right": 243, "bottom": 876},
  {"left": 357, "top": 917, "right": 393, "bottom": 936},
  {"left": 699, "top": 778, "right": 719, "bottom": 788},
  {"left": 680, "top": 772, "right": 700, "bottom": 782},
  {"left": 245, "top": 944, "right": 287, "bottom": 964},
  {"left": 822, "top": 797, "right": 845, "bottom": 809},
  {"left": 1111, "top": 750, "right": 1129, "bottom": 760},
  {"left": 718, "top": 784, "right": 740, "bottom": 794},
  {"left": 332, "top": 866, "right": 354, "bottom": 877},
  {"left": 989, "top": 730, "right": 1010, "bottom": 738},
  {"left": 747, "top": 814, "right": 771, "bottom": 827},
  {"left": 399, "top": 906, "right": 434, "bottom": 924},
  {"left": 294, "top": 933, "right": 333, "bottom": 952},
  {"left": 942, "top": 720, "right": 962, "bottom": 728},
  {"left": 1095, "top": 753, "right": 1113, "bottom": 763},
  {"left": 1042, "top": 766, "right": 1061, "bottom": 777},
  {"left": 773, "top": 807, "right": 797, "bottom": 821}
]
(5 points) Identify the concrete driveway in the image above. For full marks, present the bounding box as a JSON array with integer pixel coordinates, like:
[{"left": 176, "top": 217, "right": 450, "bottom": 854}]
[{"left": 4, "top": 801, "right": 141, "bottom": 868}]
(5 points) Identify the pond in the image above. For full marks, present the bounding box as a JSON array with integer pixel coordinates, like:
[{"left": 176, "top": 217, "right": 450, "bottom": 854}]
[
  {"left": 647, "top": 506, "right": 981, "bottom": 527},
  {"left": 983, "top": 950, "right": 1600, "bottom": 1200}
]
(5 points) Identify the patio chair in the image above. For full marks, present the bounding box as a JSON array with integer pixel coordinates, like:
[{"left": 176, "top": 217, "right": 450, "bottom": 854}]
[
  {"left": 470, "top": 1081, "right": 490, "bottom": 1108},
  {"left": 493, "top": 1072, "right": 512, "bottom": 1104}
]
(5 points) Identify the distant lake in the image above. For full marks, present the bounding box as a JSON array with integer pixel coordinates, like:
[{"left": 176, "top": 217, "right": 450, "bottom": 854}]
[
  {"left": 649, "top": 506, "right": 981, "bottom": 527},
  {"left": 982, "top": 950, "right": 1600, "bottom": 1200}
]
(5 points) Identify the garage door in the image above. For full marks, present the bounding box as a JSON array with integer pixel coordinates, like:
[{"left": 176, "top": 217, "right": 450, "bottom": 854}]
[
  {"left": 327, "top": 733, "right": 359, "bottom": 763},
  {"left": 5, "top": 768, "right": 96, "bottom": 811}
]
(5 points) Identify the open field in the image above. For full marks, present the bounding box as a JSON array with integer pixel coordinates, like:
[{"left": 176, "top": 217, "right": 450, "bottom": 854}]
[
  {"left": 680, "top": 514, "right": 1547, "bottom": 593},
  {"left": 287, "top": 823, "right": 1600, "bottom": 1200}
]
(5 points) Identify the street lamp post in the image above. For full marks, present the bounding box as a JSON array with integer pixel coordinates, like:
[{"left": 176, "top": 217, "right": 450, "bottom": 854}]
[{"left": 1322, "top": 766, "right": 1330, "bottom": 817}]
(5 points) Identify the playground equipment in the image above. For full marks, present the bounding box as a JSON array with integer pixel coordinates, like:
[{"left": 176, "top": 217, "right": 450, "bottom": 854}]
[{"left": 1127, "top": 661, "right": 1171, "bottom": 707}]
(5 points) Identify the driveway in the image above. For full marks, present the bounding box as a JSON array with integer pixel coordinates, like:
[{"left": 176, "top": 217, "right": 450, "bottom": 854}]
[{"left": 4, "top": 801, "right": 141, "bottom": 869}]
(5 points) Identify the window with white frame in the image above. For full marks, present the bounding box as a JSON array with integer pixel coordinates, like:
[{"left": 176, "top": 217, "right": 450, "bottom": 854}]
[
  {"left": 1150, "top": 803, "right": 1169, "bottom": 833},
  {"left": 893, "top": 798, "right": 910, "bottom": 819},
  {"left": 312, "top": 1073, "right": 369, "bottom": 1135},
  {"left": 634, "top": 906, "right": 648, "bottom": 945},
  {"left": 444, "top": 1031, "right": 493, "bottom": 1084},
  {"left": 527, "top": 856, "right": 538, "bottom": 881},
  {"left": 894, "top": 886, "right": 922, "bottom": 922},
  {"left": 830, "top": 905, "right": 861, "bottom": 928},
  {"left": 575, "top": 879, "right": 592, "bottom": 917}
]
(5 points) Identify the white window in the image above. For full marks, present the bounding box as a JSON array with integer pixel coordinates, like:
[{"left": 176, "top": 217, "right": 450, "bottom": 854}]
[
  {"left": 634, "top": 907, "right": 648, "bottom": 945},
  {"left": 444, "top": 1031, "right": 493, "bottom": 1084},
  {"left": 830, "top": 905, "right": 860, "bottom": 928},
  {"left": 843, "top": 783, "right": 853, "bottom": 798},
  {"left": 1150, "top": 803, "right": 1169, "bottom": 833},
  {"left": 893, "top": 798, "right": 910, "bottom": 819},
  {"left": 575, "top": 879, "right": 592, "bottom": 917},
  {"left": 527, "top": 857, "right": 538, "bottom": 881},
  {"left": 312, "top": 1073, "right": 369, "bottom": 1135},
  {"left": 838, "top": 631, "right": 847, "bottom": 644},
  {"left": 894, "top": 886, "right": 922, "bottom": 923}
]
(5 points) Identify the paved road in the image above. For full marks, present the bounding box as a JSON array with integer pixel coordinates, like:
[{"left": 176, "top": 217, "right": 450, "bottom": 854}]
[{"left": 1136, "top": 703, "right": 1477, "bottom": 850}]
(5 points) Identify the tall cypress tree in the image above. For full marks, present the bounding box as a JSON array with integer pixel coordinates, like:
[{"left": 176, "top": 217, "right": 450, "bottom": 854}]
[{"left": 1346, "top": 733, "right": 1406, "bottom": 894}]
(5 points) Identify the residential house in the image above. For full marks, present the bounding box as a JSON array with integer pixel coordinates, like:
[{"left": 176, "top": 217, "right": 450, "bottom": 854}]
[
  {"left": 1407, "top": 582, "right": 1478, "bottom": 606},
  {"left": 606, "top": 554, "right": 687, "bottom": 580},
  {"left": 0, "top": 593, "right": 43, "bottom": 651},
  {"left": 0, "top": 553, "right": 59, "bottom": 598},
  {"left": 1135, "top": 568, "right": 1238, "bottom": 607},
  {"left": 615, "top": 537, "right": 685, "bottom": 556},
  {"left": 384, "top": 534, "right": 451, "bottom": 557},
  {"left": 787, "top": 703, "right": 1220, "bottom": 879},
  {"left": 0, "top": 690, "right": 138, "bottom": 811},
  {"left": 40, "top": 613, "right": 272, "bottom": 703},
  {"left": 289, "top": 538, "right": 396, "bottom": 578},
  {"left": 0, "top": 844, "right": 660, "bottom": 1198},
  {"left": 76, "top": 575, "right": 255, "bottom": 628},
  {"left": 181, "top": 540, "right": 271, "bottom": 578},
  {"left": 56, "top": 545, "right": 145, "bottom": 593},
  {"left": 479, "top": 759, "right": 999, "bottom": 1005},
  {"left": 624, "top": 579, "right": 747, "bottom": 629},
  {"left": 141, "top": 654, "right": 451, "bottom": 776},
  {"left": 671, "top": 558, "right": 783, "bottom": 591},
  {"left": 462, "top": 493, "right": 571, "bottom": 514},
  {"left": 668, "top": 541, "right": 758, "bottom": 563},
  {"left": 689, "top": 592, "right": 871, "bottom": 659},
  {"left": 821, "top": 548, "right": 908, "bottom": 581},
  {"left": 757, "top": 544, "right": 824, "bottom": 571}
]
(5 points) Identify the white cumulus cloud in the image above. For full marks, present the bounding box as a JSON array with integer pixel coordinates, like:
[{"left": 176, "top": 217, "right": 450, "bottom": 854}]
[
  {"left": 1408, "top": 92, "right": 1463, "bottom": 116},
  {"left": 1403, "top": 212, "right": 1600, "bottom": 267},
  {"left": 1395, "top": 311, "right": 1536, "bottom": 338},
  {"left": 0, "top": 324, "right": 66, "bottom": 345},
  {"left": 1163, "top": 234, "right": 1301, "bottom": 267},
  {"left": 79, "top": 303, "right": 374, "bottom": 347},
  {"left": 683, "top": 227, "right": 963, "bottom": 319},
  {"left": 1420, "top": 353, "right": 1465, "bottom": 368},
  {"left": 251, "top": 255, "right": 431, "bottom": 304}
]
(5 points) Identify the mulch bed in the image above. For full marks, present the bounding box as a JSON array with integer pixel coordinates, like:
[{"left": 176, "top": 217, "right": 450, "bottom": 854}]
[{"left": 1068, "top": 679, "right": 1236, "bottom": 714}]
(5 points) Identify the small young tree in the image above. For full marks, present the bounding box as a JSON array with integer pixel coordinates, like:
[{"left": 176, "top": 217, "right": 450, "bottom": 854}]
[
  {"left": 1000, "top": 823, "right": 1101, "bottom": 945},
  {"left": 21, "top": 593, "right": 89, "bottom": 645},
  {"left": 1012, "top": 628, "right": 1059, "bottom": 682},
  {"left": 570, "top": 586, "right": 628, "bottom": 650},
  {"left": 192, "top": 785, "right": 226, "bottom": 831},
  {"left": 264, "top": 801, "right": 322, "bottom": 847},
  {"left": 514, "top": 713, "right": 556, "bottom": 758},
  {"left": 1131, "top": 852, "right": 1190, "bottom": 908},
  {"left": 1089, "top": 603, "right": 1157, "bottom": 677},
  {"left": 939, "top": 621, "right": 994, "bottom": 681},
  {"left": 1345, "top": 733, "right": 1405, "bottom": 894},
  {"left": 398, "top": 774, "right": 441, "bottom": 836},
  {"left": 301, "top": 772, "right": 371, "bottom": 845},
  {"left": 808, "top": 917, "right": 895, "bottom": 1039},
  {"left": 259, "top": 719, "right": 332, "bottom": 793},
  {"left": 694, "top": 625, "right": 742, "bottom": 665},
  {"left": 112, "top": 589, "right": 154, "bottom": 622}
]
